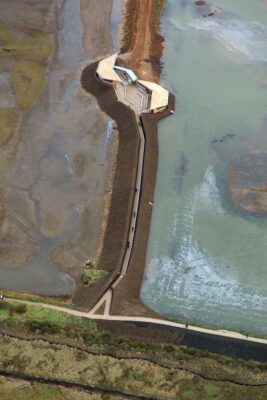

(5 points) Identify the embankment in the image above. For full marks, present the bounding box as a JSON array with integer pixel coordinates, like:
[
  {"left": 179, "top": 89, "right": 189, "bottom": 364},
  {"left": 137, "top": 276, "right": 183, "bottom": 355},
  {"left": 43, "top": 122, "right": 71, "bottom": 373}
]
[
  {"left": 80, "top": 58, "right": 175, "bottom": 314},
  {"left": 111, "top": 96, "right": 175, "bottom": 317},
  {"left": 79, "top": 0, "right": 172, "bottom": 312},
  {"left": 119, "top": 0, "right": 165, "bottom": 82},
  {"left": 79, "top": 62, "right": 140, "bottom": 309}
]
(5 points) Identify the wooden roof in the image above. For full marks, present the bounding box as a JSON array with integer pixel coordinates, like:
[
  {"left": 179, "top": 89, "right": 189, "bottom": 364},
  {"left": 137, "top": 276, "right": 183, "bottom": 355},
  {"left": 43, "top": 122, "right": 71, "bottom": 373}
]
[
  {"left": 96, "top": 54, "right": 122, "bottom": 83},
  {"left": 138, "top": 80, "right": 169, "bottom": 110}
]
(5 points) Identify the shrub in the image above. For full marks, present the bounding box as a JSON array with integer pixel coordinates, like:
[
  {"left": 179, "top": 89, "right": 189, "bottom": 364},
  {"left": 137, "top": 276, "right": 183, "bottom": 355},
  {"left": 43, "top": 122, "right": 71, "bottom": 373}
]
[
  {"left": 7, "top": 303, "right": 27, "bottom": 316},
  {"left": 81, "top": 262, "right": 108, "bottom": 285},
  {"left": 26, "top": 320, "right": 60, "bottom": 334},
  {"left": 0, "top": 301, "right": 8, "bottom": 310},
  {"left": 13, "top": 303, "right": 27, "bottom": 314}
]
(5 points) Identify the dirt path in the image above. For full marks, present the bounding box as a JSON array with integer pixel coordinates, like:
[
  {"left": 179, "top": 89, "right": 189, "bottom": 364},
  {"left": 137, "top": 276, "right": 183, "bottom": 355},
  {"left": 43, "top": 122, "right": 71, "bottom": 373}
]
[
  {"left": 119, "top": 0, "right": 165, "bottom": 82},
  {"left": 5, "top": 298, "right": 267, "bottom": 346}
]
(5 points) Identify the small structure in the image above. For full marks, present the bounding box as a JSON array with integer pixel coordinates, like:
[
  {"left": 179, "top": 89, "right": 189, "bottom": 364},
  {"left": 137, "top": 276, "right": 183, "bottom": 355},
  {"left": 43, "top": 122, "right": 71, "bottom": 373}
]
[
  {"left": 114, "top": 66, "right": 138, "bottom": 83},
  {"left": 138, "top": 80, "right": 169, "bottom": 113},
  {"left": 96, "top": 54, "right": 169, "bottom": 114},
  {"left": 96, "top": 54, "right": 122, "bottom": 84}
]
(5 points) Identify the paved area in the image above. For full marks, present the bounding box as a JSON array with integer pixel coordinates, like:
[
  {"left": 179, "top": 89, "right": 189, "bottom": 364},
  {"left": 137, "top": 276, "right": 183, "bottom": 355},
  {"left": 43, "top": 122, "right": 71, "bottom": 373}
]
[{"left": 115, "top": 81, "right": 148, "bottom": 113}]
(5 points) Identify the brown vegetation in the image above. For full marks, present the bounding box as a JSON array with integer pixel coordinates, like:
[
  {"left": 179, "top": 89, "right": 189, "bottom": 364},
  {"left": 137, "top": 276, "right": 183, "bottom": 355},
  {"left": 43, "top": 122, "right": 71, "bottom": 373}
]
[
  {"left": 80, "top": 57, "right": 175, "bottom": 314},
  {"left": 1, "top": 309, "right": 267, "bottom": 400},
  {"left": 111, "top": 95, "right": 175, "bottom": 317},
  {"left": 120, "top": 0, "right": 165, "bottom": 82},
  {"left": 79, "top": 62, "right": 140, "bottom": 309},
  {"left": 0, "top": 377, "right": 115, "bottom": 400}
]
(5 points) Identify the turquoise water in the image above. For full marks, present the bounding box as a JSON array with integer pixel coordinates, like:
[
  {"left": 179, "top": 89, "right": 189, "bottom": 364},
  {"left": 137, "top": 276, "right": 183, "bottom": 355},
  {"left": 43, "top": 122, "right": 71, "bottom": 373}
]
[{"left": 141, "top": 0, "right": 267, "bottom": 335}]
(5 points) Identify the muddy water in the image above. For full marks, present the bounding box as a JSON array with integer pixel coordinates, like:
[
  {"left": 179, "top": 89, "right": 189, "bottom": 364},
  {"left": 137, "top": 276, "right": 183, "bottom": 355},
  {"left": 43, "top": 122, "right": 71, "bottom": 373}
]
[
  {"left": 141, "top": 0, "right": 267, "bottom": 335},
  {"left": 0, "top": 0, "right": 118, "bottom": 295},
  {"left": 111, "top": 0, "right": 124, "bottom": 51}
]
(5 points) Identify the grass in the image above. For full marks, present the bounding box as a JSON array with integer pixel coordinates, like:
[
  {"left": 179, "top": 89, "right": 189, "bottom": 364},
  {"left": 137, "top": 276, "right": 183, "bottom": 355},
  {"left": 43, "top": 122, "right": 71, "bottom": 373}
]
[
  {"left": 0, "top": 22, "right": 14, "bottom": 43},
  {"left": 0, "top": 302, "right": 267, "bottom": 399},
  {"left": 0, "top": 21, "right": 54, "bottom": 111},
  {"left": 0, "top": 301, "right": 96, "bottom": 336},
  {"left": 24, "top": 305, "right": 95, "bottom": 331},
  {"left": 82, "top": 262, "right": 108, "bottom": 285},
  {"left": 11, "top": 60, "right": 47, "bottom": 110},
  {"left": 0, "top": 108, "right": 18, "bottom": 146},
  {"left": 0, "top": 22, "right": 54, "bottom": 62},
  {"left": 203, "top": 382, "right": 222, "bottom": 396},
  {"left": 182, "top": 390, "right": 194, "bottom": 399},
  {"left": 154, "top": 0, "right": 162, "bottom": 15},
  {"left": 1, "top": 334, "right": 267, "bottom": 400},
  {"left": 0, "top": 288, "right": 74, "bottom": 308},
  {"left": 1, "top": 300, "right": 266, "bottom": 378},
  {"left": 0, "top": 376, "right": 109, "bottom": 399},
  {"left": 94, "top": 303, "right": 106, "bottom": 315}
]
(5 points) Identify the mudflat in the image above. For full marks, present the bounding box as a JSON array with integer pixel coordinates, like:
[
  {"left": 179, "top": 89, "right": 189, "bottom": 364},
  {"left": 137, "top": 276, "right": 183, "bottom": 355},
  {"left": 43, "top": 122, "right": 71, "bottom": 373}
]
[{"left": 0, "top": 0, "right": 117, "bottom": 297}]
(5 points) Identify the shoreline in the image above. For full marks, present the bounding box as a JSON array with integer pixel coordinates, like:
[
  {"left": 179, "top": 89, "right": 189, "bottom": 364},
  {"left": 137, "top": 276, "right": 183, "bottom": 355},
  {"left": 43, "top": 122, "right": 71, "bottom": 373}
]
[
  {"left": 76, "top": 0, "right": 171, "bottom": 313},
  {"left": 2, "top": 0, "right": 267, "bottom": 355},
  {"left": 111, "top": 96, "right": 175, "bottom": 317},
  {"left": 76, "top": 0, "right": 168, "bottom": 310},
  {"left": 119, "top": 0, "right": 165, "bottom": 82},
  {"left": 109, "top": 0, "right": 169, "bottom": 316},
  {"left": 79, "top": 61, "right": 141, "bottom": 308}
]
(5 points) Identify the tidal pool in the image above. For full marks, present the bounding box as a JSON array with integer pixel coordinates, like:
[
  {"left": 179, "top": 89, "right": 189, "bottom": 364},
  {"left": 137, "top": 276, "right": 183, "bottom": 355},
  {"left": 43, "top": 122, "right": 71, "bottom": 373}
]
[{"left": 141, "top": 0, "right": 267, "bottom": 335}]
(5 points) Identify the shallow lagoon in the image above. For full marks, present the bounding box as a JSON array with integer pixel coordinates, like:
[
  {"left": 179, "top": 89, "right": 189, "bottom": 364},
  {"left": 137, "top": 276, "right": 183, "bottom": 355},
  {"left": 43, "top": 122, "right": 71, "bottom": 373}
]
[{"left": 141, "top": 0, "right": 267, "bottom": 335}]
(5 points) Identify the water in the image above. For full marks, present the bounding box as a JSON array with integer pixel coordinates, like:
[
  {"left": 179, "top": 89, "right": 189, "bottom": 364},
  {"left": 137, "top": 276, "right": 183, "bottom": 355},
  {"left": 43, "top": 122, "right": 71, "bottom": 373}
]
[
  {"left": 0, "top": 0, "right": 120, "bottom": 296},
  {"left": 111, "top": 0, "right": 124, "bottom": 51},
  {"left": 141, "top": 0, "right": 267, "bottom": 335}
]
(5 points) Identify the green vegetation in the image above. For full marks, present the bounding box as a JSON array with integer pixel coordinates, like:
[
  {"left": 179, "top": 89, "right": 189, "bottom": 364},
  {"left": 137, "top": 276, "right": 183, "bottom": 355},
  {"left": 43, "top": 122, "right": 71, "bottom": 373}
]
[
  {"left": 1, "top": 301, "right": 266, "bottom": 379},
  {"left": 0, "top": 21, "right": 13, "bottom": 43},
  {"left": 0, "top": 21, "right": 54, "bottom": 61},
  {"left": 0, "top": 302, "right": 267, "bottom": 399},
  {"left": 0, "top": 330, "right": 267, "bottom": 400},
  {"left": 154, "top": 0, "right": 162, "bottom": 15},
  {"left": 82, "top": 261, "right": 108, "bottom": 285},
  {"left": 0, "top": 301, "right": 96, "bottom": 336},
  {"left": 182, "top": 389, "right": 194, "bottom": 399},
  {"left": 0, "top": 376, "right": 116, "bottom": 400},
  {"left": 11, "top": 60, "right": 47, "bottom": 110},
  {"left": 94, "top": 302, "right": 106, "bottom": 315},
  {"left": 0, "top": 301, "right": 27, "bottom": 318},
  {"left": 0, "top": 21, "right": 54, "bottom": 110},
  {"left": 0, "top": 288, "right": 74, "bottom": 308},
  {"left": 0, "top": 108, "right": 18, "bottom": 146}
]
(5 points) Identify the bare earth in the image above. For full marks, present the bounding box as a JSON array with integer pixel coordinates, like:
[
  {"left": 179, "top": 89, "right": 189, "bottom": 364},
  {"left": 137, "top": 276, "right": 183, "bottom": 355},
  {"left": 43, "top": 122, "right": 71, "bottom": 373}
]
[{"left": 119, "top": 0, "right": 165, "bottom": 82}]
